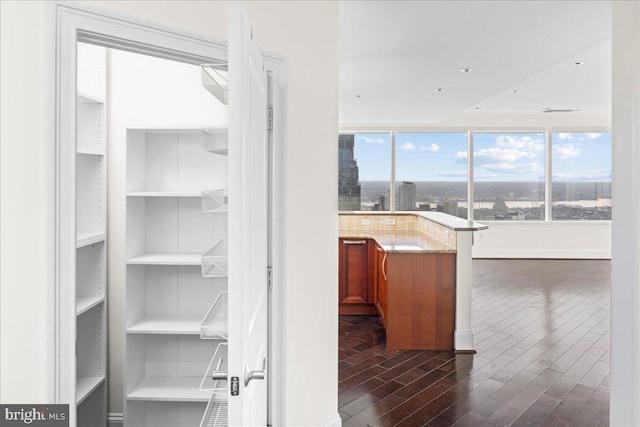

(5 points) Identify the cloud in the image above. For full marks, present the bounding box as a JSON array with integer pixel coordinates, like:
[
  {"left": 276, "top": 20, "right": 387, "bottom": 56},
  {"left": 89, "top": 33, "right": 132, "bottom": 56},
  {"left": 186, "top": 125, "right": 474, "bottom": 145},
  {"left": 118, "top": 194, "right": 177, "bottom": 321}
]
[
  {"left": 495, "top": 135, "right": 544, "bottom": 152},
  {"left": 455, "top": 150, "right": 468, "bottom": 160},
  {"left": 360, "top": 136, "right": 385, "bottom": 144},
  {"left": 474, "top": 172, "right": 498, "bottom": 179},
  {"left": 419, "top": 143, "right": 440, "bottom": 152},
  {"left": 553, "top": 143, "right": 581, "bottom": 160},
  {"left": 480, "top": 162, "right": 543, "bottom": 174},
  {"left": 577, "top": 132, "right": 603, "bottom": 141},
  {"left": 399, "top": 142, "right": 416, "bottom": 151},
  {"left": 553, "top": 169, "right": 611, "bottom": 181},
  {"left": 557, "top": 133, "right": 574, "bottom": 140},
  {"left": 434, "top": 170, "right": 467, "bottom": 178},
  {"left": 474, "top": 147, "right": 536, "bottom": 164},
  {"left": 455, "top": 136, "right": 555, "bottom": 178}
]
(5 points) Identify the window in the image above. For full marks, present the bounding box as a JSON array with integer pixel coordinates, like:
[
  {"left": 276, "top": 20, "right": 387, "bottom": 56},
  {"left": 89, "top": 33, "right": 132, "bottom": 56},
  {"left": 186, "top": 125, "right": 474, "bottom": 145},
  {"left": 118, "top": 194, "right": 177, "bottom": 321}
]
[
  {"left": 552, "top": 132, "right": 611, "bottom": 220},
  {"left": 338, "top": 133, "right": 391, "bottom": 211},
  {"left": 395, "top": 132, "right": 468, "bottom": 218},
  {"left": 337, "top": 129, "right": 612, "bottom": 222},
  {"left": 473, "top": 133, "right": 545, "bottom": 221}
]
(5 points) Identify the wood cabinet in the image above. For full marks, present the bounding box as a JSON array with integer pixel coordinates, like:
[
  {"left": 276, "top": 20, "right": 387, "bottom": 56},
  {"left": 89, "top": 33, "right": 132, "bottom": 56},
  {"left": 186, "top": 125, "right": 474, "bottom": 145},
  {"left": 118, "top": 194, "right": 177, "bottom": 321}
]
[
  {"left": 338, "top": 238, "right": 377, "bottom": 315},
  {"left": 338, "top": 238, "right": 456, "bottom": 349},
  {"left": 383, "top": 252, "right": 456, "bottom": 350}
]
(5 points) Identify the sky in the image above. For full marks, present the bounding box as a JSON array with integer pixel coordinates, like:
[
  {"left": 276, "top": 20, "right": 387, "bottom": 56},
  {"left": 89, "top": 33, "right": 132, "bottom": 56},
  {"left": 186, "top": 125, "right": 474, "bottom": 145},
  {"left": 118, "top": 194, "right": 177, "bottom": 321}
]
[{"left": 353, "top": 132, "right": 611, "bottom": 182}]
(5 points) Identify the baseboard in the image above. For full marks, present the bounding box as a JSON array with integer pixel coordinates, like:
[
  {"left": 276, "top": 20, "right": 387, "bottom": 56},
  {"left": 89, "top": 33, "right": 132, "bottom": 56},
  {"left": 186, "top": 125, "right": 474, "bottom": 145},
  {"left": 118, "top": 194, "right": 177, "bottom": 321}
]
[
  {"left": 108, "top": 413, "right": 124, "bottom": 427},
  {"left": 322, "top": 413, "right": 343, "bottom": 427},
  {"left": 472, "top": 249, "right": 611, "bottom": 259},
  {"left": 454, "top": 330, "right": 475, "bottom": 352},
  {"left": 111, "top": 411, "right": 342, "bottom": 426}
]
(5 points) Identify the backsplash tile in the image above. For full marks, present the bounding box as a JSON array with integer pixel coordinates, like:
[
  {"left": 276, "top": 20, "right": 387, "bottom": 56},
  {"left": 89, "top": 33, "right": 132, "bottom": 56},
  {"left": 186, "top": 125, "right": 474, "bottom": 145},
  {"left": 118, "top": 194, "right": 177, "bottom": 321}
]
[{"left": 339, "top": 213, "right": 457, "bottom": 248}]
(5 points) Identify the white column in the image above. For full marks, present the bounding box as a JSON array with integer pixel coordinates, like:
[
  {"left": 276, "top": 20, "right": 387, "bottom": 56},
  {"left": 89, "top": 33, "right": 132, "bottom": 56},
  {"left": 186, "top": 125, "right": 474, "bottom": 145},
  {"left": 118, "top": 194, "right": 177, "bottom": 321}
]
[
  {"left": 454, "top": 231, "right": 475, "bottom": 352},
  {"left": 611, "top": 2, "right": 640, "bottom": 425}
]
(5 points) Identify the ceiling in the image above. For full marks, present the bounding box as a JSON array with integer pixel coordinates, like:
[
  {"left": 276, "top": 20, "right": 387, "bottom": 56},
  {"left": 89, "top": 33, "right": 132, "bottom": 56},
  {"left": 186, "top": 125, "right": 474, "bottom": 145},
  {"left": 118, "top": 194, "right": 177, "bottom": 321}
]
[{"left": 339, "top": 1, "right": 612, "bottom": 125}]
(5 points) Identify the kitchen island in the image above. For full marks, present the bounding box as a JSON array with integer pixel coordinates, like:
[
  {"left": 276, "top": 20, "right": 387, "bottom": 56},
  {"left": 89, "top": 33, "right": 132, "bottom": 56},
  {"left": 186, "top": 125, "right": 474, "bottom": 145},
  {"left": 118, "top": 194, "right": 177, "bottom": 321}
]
[{"left": 339, "top": 212, "right": 487, "bottom": 352}]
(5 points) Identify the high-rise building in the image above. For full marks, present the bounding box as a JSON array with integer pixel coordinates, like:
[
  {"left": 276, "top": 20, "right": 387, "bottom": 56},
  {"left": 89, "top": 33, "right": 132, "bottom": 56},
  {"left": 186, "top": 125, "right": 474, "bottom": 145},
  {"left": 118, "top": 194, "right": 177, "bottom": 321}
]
[
  {"left": 338, "top": 134, "right": 361, "bottom": 210},
  {"left": 397, "top": 181, "right": 417, "bottom": 210},
  {"left": 441, "top": 199, "right": 459, "bottom": 216},
  {"left": 380, "top": 194, "right": 390, "bottom": 211}
]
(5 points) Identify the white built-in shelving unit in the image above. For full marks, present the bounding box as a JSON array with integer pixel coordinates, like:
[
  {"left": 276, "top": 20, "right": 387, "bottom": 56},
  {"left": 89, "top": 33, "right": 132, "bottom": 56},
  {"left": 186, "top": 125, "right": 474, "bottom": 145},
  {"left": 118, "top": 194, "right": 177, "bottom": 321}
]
[
  {"left": 125, "top": 127, "right": 229, "bottom": 427},
  {"left": 75, "top": 42, "right": 107, "bottom": 426}
]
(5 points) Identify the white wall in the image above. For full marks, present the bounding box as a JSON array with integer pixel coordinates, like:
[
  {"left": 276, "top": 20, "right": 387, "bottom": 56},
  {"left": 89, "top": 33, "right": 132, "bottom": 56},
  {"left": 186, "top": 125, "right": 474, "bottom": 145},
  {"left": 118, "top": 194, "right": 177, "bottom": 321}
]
[
  {"left": 343, "top": 112, "right": 611, "bottom": 131},
  {"left": 610, "top": 2, "right": 640, "bottom": 425},
  {"left": 437, "top": 111, "right": 611, "bottom": 129},
  {"left": 107, "top": 50, "right": 226, "bottom": 414},
  {"left": 0, "top": 1, "right": 339, "bottom": 426},
  {"left": 0, "top": 0, "right": 50, "bottom": 403},
  {"left": 473, "top": 222, "right": 611, "bottom": 259}
]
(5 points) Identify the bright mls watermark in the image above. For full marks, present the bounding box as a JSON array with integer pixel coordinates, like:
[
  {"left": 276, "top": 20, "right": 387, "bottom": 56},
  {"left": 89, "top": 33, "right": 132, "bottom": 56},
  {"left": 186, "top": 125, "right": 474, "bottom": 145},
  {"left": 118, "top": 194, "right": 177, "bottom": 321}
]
[{"left": 0, "top": 405, "right": 68, "bottom": 426}]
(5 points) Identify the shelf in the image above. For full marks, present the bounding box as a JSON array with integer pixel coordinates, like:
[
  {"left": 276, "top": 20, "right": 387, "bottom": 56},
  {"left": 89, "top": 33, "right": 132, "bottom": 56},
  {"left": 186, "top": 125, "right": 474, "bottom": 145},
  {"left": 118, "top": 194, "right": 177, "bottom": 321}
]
[
  {"left": 76, "top": 296, "right": 105, "bottom": 316},
  {"left": 77, "top": 232, "right": 106, "bottom": 248},
  {"left": 202, "top": 129, "right": 228, "bottom": 155},
  {"left": 127, "top": 316, "right": 201, "bottom": 335},
  {"left": 77, "top": 150, "right": 105, "bottom": 156},
  {"left": 77, "top": 91, "right": 105, "bottom": 104},
  {"left": 127, "top": 377, "right": 210, "bottom": 402},
  {"left": 200, "top": 292, "right": 228, "bottom": 340},
  {"left": 201, "top": 240, "right": 228, "bottom": 278},
  {"left": 127, "top": 254, "right": 202, "bottom": 266},
  {"left": 200, "top": 343, "right": 227, "bottom": 393},
  {"left": 127, "top": 192, "right": 202, "bottom": 198},
  {"left": 202, "top": 189, "right": 228, "bottom": 213},
  {"left": 76, "top": 375, "right": 105, "bottom": 405},
  {"left": 200, "top": 393, "right": 228, "bottom": 427}
]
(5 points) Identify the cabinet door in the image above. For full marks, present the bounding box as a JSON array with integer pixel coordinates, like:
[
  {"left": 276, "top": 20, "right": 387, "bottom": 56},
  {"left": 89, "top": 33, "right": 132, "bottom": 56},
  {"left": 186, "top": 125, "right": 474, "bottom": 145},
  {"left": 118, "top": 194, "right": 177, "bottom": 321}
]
[
  {"left": 376, "top": 246, "right": 388, "bottom": 324},
  {"left": 367, "top": 239, "right": 377, "bottom": 304},
  {"left": 339, "top": 239, "right": 370, "bottom": 304}
]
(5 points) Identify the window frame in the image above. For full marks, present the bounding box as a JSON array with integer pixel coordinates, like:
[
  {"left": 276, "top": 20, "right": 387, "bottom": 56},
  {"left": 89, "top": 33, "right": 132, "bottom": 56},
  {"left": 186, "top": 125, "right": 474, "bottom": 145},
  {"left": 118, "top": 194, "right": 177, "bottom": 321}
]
[
  {"left": 338, "top": 130, "right": 393, "bottom": 212},
  {"left": 337, "top": 126, "right": 612, "bottom": 223},
  {"left": 549, "top": 129, "right": 613, "bottom": 221},
  {"left": 394, "top": 130, "right": 470, "bottom": 217},
  {"left": 471, "top": 130, "right": 547, "bottom": 222}
]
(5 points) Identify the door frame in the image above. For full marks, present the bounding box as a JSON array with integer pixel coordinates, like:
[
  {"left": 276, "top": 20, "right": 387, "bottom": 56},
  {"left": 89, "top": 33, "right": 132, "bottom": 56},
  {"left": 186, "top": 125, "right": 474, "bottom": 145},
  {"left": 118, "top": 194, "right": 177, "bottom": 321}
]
[{"left": 47, "top": 1, "right": 287, "bottom": 424}]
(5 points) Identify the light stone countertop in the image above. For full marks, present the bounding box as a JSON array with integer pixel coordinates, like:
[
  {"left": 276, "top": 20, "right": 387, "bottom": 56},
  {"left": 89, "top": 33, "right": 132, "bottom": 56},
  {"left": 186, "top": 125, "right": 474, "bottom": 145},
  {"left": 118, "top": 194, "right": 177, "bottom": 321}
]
[
  {"left": 339, "top": 230, "right": 456, "bottom": 254},
  {"left": 340, "top": 211, "right": 488, "bottom": 231}
]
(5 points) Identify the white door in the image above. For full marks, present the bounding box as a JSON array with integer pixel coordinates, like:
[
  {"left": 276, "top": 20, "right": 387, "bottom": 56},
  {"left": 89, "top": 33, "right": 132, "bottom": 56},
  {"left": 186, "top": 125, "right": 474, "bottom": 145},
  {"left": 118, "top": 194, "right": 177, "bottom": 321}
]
[{"left": 227, "top": 4, "right": 269, "bottom": 426}]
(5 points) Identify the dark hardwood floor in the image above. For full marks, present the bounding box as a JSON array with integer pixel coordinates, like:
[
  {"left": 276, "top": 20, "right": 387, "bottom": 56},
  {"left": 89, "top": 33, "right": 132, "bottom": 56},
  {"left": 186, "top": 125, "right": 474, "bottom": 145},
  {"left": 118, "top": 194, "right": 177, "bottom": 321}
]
[{"left": 339, "top": 259, "right": 610, "bottom": 427}]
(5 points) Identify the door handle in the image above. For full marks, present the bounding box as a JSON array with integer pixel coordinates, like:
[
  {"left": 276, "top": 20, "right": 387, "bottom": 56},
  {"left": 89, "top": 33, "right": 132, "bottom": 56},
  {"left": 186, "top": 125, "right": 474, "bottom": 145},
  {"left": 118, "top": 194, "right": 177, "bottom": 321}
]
[
  {"left": 244, "top": 358, "right": 267, "bottom": 386},
  {"left": 343, "top": 240, "right": 366, "bottom": 245},
  {"left": 382, "top": 253, "right": 388, "bottom": 281},
  {"left": 211, "top": 357, "right": 227, "bottom": 380}
]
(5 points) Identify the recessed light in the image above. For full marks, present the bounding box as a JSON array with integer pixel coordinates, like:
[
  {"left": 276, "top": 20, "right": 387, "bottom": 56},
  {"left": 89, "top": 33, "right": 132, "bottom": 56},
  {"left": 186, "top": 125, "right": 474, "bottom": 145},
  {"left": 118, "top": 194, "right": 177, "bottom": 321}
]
[
  {"left": 459, "top": 68, "right": 472, "bottom": 73},
  {"left": 474, "top": 106, "right": 480, "bottom": 110},
  {"left": 355, "top": 94, "right": 362, "bottom": 98},
  {"left": 572, "top": 61, "right": 585, "bottom": 66},
  {"left": 511, "top": 90, "right": 519, "bottom": 93},
  {"left": 434, "top": 88, "right": 445, "bottom": 93}
]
